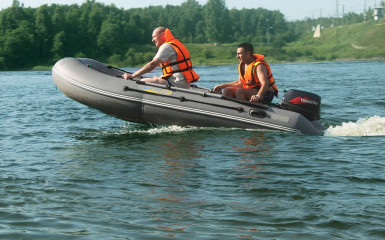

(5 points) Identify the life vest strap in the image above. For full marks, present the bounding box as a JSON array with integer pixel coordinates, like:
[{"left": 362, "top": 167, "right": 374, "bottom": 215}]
[
  {"left": 161, "top": 58, "right": 191, "bottom": 68},
  {"left": 250, "top": 64, "right": 259, "bottom": 86},
  {"left": 164, "top": 66, "right": 193, "bottom": 74}
]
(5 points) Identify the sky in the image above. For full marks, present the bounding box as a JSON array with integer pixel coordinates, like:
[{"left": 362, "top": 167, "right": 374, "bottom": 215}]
[{"left": 0, "top": 0, "right": 375, "bottom": 21}]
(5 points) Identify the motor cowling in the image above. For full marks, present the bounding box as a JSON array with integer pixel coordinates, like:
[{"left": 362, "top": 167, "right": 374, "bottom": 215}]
[{"left": 280, "top": 89, "right": 321, "bottom": 121}]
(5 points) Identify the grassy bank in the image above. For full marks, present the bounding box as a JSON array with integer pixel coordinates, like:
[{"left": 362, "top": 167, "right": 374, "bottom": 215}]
[{"left": 282, "top": 18, "right": 385, "bottom": 62}]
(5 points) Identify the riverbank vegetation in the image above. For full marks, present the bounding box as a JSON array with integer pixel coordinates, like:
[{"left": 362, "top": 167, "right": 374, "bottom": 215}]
[{"left": 0, "top": 0, "right": 384, "bottom": 70}]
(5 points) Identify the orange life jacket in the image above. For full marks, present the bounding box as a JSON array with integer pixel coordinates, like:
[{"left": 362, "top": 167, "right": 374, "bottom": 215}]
[
  {"left": 238, "top": 54, "right": 278, "bottom": 97},
  {"left": 160, "top": 28, "right": 199, "bottom": 83}
]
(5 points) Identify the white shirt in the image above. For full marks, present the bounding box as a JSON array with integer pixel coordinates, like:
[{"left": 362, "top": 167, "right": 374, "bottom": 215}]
[{"left": 154, "top": 43, "right": 177, "bottom": 64}]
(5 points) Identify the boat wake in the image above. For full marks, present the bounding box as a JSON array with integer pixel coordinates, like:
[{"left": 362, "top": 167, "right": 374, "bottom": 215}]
[
  {"left": 122, "top": 124, "right": 198, "bottom": 135},
  {"left": 324, "top": 116, "right": 385, "bottom": 136},
  {"left": 113, "top": 124, "right": 273, "bottom": 136}
]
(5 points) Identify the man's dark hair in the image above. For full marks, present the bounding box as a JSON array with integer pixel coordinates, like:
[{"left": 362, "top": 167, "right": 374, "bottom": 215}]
[{"left": 237, "top": 42, "right": 254, "bottom": 54}]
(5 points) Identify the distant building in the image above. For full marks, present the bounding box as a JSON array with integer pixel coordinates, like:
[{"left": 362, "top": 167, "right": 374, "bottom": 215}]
[{"left": 373, "top": 6, "right": 384, "bottom": 21}]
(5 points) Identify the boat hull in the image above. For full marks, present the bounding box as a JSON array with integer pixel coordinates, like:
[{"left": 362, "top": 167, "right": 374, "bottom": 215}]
[{"left": 52, "top": 58, "right": 323, "bottom": 135}]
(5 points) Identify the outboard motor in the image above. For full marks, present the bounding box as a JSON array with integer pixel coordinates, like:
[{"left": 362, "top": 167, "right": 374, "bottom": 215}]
[{"left": 281, "top": 89, "right": 321, "bottom": 121}]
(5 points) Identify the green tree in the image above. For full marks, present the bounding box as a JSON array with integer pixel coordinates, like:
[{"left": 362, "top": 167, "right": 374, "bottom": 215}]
[
  {"left": 35, "top": 5, "right": 53, "bottom": 63},
  {"left": 203, "top": 0, "right": 229, "bottom": 44},
  {"left": 2, "top": 20, "right": 35, "bottom": 68},
  {"left": 97, "top": 16, "right": 122, "bottom": 56},
  {"left": 179, "top": 0, "right": 204, "bottom": 43},
  {"left": 51, "top": 31, "right": 66, "bottom": 61},
  {"left": 0, "top": 1, "right": 36, "bottom": 69}
]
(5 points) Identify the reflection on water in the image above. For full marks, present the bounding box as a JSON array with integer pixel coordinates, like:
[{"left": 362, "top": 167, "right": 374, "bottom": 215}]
[
  {"left": 158, "top": 135, "right": 205, "bottom": 160},
  {"left": 54, "top": 126, "right": 288, "bottom": 237},
  {"left": 150, "top": 133, "right": 205, "bottom": 211},
  {"left": 233, "top": 132, "right": 272, "bottom": 179}
]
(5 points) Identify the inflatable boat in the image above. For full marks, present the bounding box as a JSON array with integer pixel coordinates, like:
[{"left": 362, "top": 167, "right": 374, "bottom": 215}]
[{"left": 52, "top": 58, "right": 323, "bottom": 135}]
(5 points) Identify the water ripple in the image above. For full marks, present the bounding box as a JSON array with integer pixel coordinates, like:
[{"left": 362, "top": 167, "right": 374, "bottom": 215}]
[{"left": 1, "top": 62, "right": 385, "bottom": 239}]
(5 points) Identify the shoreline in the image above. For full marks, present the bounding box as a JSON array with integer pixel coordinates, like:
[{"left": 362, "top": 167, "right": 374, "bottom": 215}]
[{"left": 2, "top": 57, "right": 384, "bottom": 72}]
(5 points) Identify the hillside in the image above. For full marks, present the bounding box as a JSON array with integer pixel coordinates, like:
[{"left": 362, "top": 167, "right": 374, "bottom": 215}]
[{"left": 282, "top": 18, "right": 385, "bottom": 62}]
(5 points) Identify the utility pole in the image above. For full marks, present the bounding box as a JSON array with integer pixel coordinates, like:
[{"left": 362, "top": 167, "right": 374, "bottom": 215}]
[
  {"left": 266, "top": 27, "right": 272, "bottom": 44},
  {"left": 336, "top": 0, "right": 339, "bottom": 26},
  {"left": 335, "top": 0, "right": 339, "bottom": 44}
]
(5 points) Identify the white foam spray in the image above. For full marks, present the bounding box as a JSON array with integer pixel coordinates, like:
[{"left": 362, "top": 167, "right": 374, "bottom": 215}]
[
  {"left": 324, "top": 116, "right": 385, "bottom": 136},
  {"left": 120, "top": 124, "right": 200, "bottom": 135}
]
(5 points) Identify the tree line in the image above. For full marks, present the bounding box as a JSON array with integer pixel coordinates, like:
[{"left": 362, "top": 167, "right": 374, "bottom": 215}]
[{"left": 0, "top": 0, "right": 380, "bottom": 70}]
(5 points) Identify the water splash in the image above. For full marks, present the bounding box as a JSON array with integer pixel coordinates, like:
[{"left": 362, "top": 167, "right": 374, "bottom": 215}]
[{"left": 324, "top": 116, "right": 385, "bottom": 136}]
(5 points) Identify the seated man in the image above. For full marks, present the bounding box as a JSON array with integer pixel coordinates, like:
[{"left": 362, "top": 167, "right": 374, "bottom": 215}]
[
  {"left": 213, "top": 43, "right": 278, "bottom": 103},
  {"left": 122, "top": 27, "right": 199, "bottom": 88}
]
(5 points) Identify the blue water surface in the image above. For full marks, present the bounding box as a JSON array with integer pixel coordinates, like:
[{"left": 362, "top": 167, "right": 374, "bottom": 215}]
[{"left": 1, "top": 60, "right": 385, "bottom": 239}]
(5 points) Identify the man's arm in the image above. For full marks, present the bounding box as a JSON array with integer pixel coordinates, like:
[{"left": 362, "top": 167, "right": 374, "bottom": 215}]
[
  {"left": 255, "top": 64, "right": 269, "bottom": 97},
  {"left": 213, "top": 78, "right": 243, "bottom": 91},
  {"left": 249, "top": 64, "right": 269, "bottom": 102},
  {"left": 122, "top": 58, "right": 161, "bottom": 79}
]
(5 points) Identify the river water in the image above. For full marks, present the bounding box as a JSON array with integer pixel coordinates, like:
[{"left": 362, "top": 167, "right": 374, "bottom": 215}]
[{"left": 1, "top": 60, "right": 385, "bottom": 239}]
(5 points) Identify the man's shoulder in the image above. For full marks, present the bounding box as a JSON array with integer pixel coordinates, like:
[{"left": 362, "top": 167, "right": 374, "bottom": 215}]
[
  {"left": 155, "top": 43, "right": 176, "bottom": 62},
  {"left": 255, "top": 60, "right": 268, "bottom": 68},
  {"left": 158, "top": 43, "right": 176, "bottom": 55},
  {"left": 159, "top": 43, "right": 173, "bottom": 50}
]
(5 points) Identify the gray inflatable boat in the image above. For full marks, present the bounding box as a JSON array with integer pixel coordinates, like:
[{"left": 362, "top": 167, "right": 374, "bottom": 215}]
[{"left": 52, "top": 58, "right": 323, "bottom": 135}]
